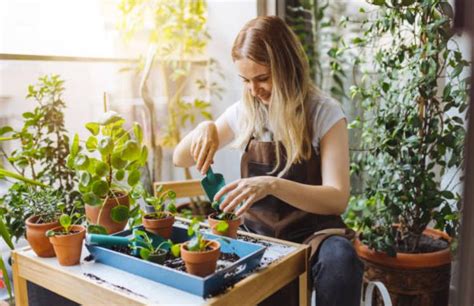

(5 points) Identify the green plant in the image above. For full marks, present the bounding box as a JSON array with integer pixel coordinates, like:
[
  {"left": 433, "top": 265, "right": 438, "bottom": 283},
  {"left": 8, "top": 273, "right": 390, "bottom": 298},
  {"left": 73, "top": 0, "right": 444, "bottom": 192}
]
[
  {"left": 210, "top": 200, "right": 238, "bottom": 233},
  {"left": 132, "top": 229, "right": 180, "bottom": 260},
  {"left": 142, "top": 185, "right": 177, "bottom": 218},
  {"left": 46, "top": 210, "right": 83, "bottom": 237},
  {"left": 118, "top": 0, "right": 224, "bottom": 187},
  {"left": 0, "top": 74, "right": 81, "bottom": 240},
  {"left": 23, "top": 187, "right": 66, "bottom": 224},
  {"left": 186, "top": 218, "right": 215, "bottom": 252},
  {"left": 347, "top": 0, "right": 469, "bottom": 255}
]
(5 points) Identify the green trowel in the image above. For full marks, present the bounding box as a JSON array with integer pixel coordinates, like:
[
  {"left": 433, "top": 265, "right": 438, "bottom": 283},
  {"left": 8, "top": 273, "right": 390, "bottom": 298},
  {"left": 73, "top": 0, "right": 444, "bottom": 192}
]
[{"left": 201, "top": 167, "right": 226, "bottom": 210}]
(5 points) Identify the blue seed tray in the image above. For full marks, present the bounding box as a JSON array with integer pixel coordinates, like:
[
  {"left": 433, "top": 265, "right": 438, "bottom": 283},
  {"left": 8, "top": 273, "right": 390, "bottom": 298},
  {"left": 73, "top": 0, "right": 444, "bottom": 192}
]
[{"left": 85, "top": 223, "right": 266, "bottom": 297}]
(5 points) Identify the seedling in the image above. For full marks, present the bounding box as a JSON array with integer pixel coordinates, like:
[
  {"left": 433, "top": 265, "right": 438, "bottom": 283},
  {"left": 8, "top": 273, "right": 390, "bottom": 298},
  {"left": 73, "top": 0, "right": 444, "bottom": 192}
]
[
  {"left": 46, "top": 213, "right": 81, "bottom": 237},
  {"left": 143, "top": 185, "right": 177, "bottom": 219},
  {"left": 132, "top": 230, "right": 180, "bottom": 261},
  {"left": 186, "top": 218, "right": 225, "bottom": 252},
  {"left": 211, "top": 200, "right": 239, "bottom": 234}
]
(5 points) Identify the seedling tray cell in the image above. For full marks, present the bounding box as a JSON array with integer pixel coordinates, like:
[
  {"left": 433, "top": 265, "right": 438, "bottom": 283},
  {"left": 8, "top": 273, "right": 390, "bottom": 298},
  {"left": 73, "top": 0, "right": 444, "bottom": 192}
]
[{"left": 85, "top": 223, "right": 265, "bottom": 297}]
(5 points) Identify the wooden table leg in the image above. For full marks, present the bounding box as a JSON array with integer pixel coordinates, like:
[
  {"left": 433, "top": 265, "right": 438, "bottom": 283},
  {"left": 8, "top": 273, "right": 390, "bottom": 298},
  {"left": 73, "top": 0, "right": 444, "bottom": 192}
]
[
  {"left": 12, "top": 252, "right": 29, "bottom": 306},
  {"left": 299, "top": 271, "right": 310, "bottom": 306}
]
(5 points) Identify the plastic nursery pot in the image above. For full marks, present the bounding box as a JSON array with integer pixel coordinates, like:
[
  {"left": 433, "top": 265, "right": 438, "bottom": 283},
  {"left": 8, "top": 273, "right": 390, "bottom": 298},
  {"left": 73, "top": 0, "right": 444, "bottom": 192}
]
[
  {"left": 180, "top": 240, "right": 221, "bottom": 277},
  {"left": 85, "top": 192, "right": 130, "bottom": 234},
  {"left": 147, "top": 249, "right": 167, "bottom": 265},
  {"left": 208, "top": 212, "right": 241, "bottom": 239},
  {"left": 26, "top": 215, "right": 60, "bottom": 258},
  {"left": 48, "top": 225, "right": 86, "bottom": 266},
  {"left": 142, "top": 212, "right": 175, "bottom": 239}
]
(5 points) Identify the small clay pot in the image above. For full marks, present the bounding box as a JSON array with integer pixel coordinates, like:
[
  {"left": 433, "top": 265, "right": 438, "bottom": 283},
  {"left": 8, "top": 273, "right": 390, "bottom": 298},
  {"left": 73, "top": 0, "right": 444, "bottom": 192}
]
[
  {"left": 26, "top": 215, "right": 60, "bottom": 258},
  {"left": 148, "top": 249, "right": 167, "bottom": 264},
  {"left": 208, "top": 212, "right": 241, "bottom": 239},
  {"left": 85, "top": 192, "right": 130, "bottom": 234},
  {"left": 142, "top": 212, "right": 175, "bottom": 239},
  {"left": 48, "top": 225, "right": 86, "bottom": 266},
  {"left": 180, "top": 240, "right": 220, "bottom": 277}
]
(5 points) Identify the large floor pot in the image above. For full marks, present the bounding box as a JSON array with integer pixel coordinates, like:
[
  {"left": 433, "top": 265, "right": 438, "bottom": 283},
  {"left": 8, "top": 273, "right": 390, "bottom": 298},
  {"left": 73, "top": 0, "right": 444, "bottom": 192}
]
[
  {"left": 25, "top": 216, "right": 60, "bottom": 258},
  {"left": 354, "top": 228, "right": 451, "bottom": 306},
  {"left": 85, "top": 193, "right": 130, "bottom": 234}
]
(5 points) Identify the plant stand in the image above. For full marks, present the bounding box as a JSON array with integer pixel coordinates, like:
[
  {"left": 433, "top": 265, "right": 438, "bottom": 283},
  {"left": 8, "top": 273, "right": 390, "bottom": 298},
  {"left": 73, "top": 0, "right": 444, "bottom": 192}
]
[{"left": 11, "top": 224, "right": 310, "bottom": 305}]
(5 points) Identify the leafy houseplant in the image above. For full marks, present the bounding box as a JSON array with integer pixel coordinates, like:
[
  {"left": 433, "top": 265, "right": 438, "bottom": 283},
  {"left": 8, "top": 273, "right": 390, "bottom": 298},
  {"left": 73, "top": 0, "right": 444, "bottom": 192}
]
[
  {"left": 0, "top": 74, "right": 81, "bottom": 242},
  {"left": 207, "top": 200, "right": 241, "bottom": 238},
  {"left": 141, "top": 185, "right": 177, "bottom": 239},
  {"left": 180, "top": 218, "right": 220, "bottom": 277},
  {"left": 346, "top": 0, "right": 470, "bottom": 304},
  {"left": 69, "top": 111, "right": 147, "bottom": 234},
  {"left": 131, "top": 229, "right": 180, "bottom": 264},
  {"left": 46, "top": 213, "right": 86, "bottom": 266}
]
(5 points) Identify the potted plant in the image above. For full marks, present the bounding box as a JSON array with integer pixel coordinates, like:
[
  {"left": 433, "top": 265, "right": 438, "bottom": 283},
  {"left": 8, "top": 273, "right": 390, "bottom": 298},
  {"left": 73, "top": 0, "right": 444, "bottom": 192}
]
[
  {"left": 180, "top": 218, "right": 220, "bottom": 277},
  {"left": 131, "top": 229, "right": 180, "bottom": 264},
  {"left": 347, "top": 1, "right": 469, "bottom": 304},
  {"left": 207, "top": 201, "right": 241, "bottom": 239},
  {"left": 46, "top": 213, "right": 85, "bottom": 266},
  {"left": 68, "top": 111, "right": 148, "bottom": 234},
  {"left": 141, "top": 185, "right": 177, "bottom": 239}
]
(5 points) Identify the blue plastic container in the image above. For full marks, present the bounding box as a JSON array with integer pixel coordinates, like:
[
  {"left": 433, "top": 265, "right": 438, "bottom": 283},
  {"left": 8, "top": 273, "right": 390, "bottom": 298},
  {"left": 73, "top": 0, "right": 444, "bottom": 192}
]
[{"left": 85, "top": 223, "right": 265, "bottom": 297}]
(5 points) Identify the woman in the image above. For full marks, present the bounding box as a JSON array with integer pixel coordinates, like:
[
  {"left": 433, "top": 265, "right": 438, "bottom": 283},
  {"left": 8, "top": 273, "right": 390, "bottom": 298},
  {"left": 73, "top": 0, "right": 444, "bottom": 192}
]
[{"left": 173, "top": 16, "right": 363, "bottom": 306}]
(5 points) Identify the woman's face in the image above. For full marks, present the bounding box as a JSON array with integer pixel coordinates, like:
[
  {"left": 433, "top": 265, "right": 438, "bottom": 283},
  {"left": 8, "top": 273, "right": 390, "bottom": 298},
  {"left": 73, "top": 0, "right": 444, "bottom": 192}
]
[{"left": 235, "top": 58, "right": 272, "bottom": 105}]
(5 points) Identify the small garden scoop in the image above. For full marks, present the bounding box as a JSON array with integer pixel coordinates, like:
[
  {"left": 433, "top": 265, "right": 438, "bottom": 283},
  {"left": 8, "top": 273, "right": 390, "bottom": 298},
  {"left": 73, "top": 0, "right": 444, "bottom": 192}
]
[
  {"left": 201, "top": 167, "right": 226, "bottom": 210},
  {"left": 86, "top": 229, "right": 164, "bottom": 256}
]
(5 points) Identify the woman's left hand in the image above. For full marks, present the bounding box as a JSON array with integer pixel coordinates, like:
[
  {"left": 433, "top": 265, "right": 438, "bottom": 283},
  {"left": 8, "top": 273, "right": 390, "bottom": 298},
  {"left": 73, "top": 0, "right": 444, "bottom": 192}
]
[{"left": 214, "top": 176, "right": 276, "bottom": 217}]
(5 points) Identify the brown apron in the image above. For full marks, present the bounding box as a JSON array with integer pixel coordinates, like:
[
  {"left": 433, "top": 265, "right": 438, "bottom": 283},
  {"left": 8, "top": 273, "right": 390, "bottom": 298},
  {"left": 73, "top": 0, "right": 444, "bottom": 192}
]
[{"left": 241, "top": 138, "right": 354, "bottom": 305}]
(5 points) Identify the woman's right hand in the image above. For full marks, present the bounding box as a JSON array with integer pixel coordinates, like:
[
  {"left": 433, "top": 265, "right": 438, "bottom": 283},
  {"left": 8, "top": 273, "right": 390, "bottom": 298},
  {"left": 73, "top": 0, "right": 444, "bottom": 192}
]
[{"left": 190, "top": 121, "right": 219, "bottom": 175}]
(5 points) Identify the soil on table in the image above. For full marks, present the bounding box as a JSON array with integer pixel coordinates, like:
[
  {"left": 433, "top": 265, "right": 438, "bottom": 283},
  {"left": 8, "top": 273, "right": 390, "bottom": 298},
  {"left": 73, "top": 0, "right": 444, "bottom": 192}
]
[{"left": 109, "top": 245, "right": 240, "bottom": 272}]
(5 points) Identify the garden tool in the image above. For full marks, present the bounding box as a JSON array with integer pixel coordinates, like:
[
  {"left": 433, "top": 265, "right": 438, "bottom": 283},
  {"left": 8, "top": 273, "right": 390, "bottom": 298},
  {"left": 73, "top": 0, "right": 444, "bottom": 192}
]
[
  {"left": 201, "top": 167, "right": 226, "bottom": 210},
  {"left": 86, "top": 229, "right": 165, "bottom": 256}
]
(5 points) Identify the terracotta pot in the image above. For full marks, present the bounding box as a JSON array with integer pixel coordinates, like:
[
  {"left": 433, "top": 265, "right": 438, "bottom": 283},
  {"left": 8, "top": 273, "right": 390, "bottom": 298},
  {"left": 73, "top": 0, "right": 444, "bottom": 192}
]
[
  {"left": 354, "top": 228, "right": 451, "bottom": 306},
  {"left": 48, "top": 225, "right": 86, "bottom": 266},
  {"left": 85, "top": 193, "right": 130, "bottom": 234},
  {"left": 25, "top": 216, "right": 60, "bottom": 257},
  {"left": 142, "top": 212, "right": 175, "bottom": 239},
  {"left": 208, "top": 212, "right": 241, "bottom": 238},
  {"left": 180, "top": 240, "right": 220, "bottom": 277}
]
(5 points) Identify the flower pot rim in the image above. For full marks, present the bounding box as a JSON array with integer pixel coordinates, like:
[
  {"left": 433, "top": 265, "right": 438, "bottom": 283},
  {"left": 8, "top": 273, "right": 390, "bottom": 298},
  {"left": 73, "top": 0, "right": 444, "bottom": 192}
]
[
  {"left": 143, "top": 211, "right": 174, "bottom": 220},
  {"left": 26, "top": 215, "right": 60, "bottom": 227},
  {"left": 208, "top": 212, "right": 241, "bottom": 222},
  {"left": 180, "top": 240, "right": 221, "bottom": 254},
  {"left": 354, "top": 227, "right": 452, "bottom": 269},
  {"left": 48, "top": 225, "right": 86, "bottom": 238}
]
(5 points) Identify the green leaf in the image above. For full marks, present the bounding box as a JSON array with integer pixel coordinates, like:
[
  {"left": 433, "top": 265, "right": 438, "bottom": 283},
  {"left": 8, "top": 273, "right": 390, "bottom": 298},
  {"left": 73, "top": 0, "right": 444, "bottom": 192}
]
[
  {"left": 111, "top": 205, "right": 129, "bottom": 222},
  {"left": 133, "top": 123, "right": 143, "bottom": 143},
  {"left": 95, "top": 161, "right": 110, "bottom": 177},
  {"left": 139, "top": 146, "right": 148, "bottom": 165},
  {"left": 85, "top": 122, "right": 100, "bottom": 136},
  {"left": 171, "top": 244, "right": 181, "bottom": 257},
  {"left": 98, "top": 111, "right": 123, "bottom": 126},
  {"left": 187, "top": 236, "right": 200, "bottom": 251},
  {"left": 74, "top": 154, "right": 90, "bottom": 170},
  {"left": 115, "top": 169, "right": 125, "bottom": 181},
  {"left": 127, "top": 169, "right": 141, "bottom": 186},
  {"left": 92, "top": 180, "right": 109, "bottom": 197},
  {"left": 83, "top": 192, "right": 102, "bottom": 206},
  {"left": 80, "top": 172, "right": 91, "bottom": 186},
  {"left": 87, "top": 225, "right": 107, "bottom": 234},
  {"left": 111, "top": 153, "right": 127, "bottom": 169},
  {"left": 139, "top": 248, "right": 151, "bottom": 260},
  {"left": 0, "top": 126, "right": 14, "bottom": 136},
  {"left": 71, "top": 134, "right": 80, "bottom": 156},
  {"left": 0, "top": 217, "right": 14, "bottom": 250},
  {"left": 215, "top": 220, "right": 229, "bottom": 233},
  {"left": 86, "top": 136, "right": 98, "bottom": 152},
  {"left": 59, "top": 214, "right": 71, "bottom": 230},
  {"left": 121, "top": 140, "right": 140, "bottom": 161},
  {"left": 98, "top": 137, "right": 114, "bottom": 155},
  {"left": 0, "top": 168, "right": 46, "bottom": 187}
]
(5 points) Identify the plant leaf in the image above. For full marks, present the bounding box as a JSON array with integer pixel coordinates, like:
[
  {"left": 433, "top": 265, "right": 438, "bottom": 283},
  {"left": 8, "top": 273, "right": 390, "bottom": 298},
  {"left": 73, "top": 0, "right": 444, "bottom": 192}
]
[
  {"left": 92, "top": 180, "right": 109, "bottom": 197},
  {"left": 133, "top": 122, "right": 143, "bottom": 143},
  {"left": 85, "top": 122, "right": 100, "bottom": 136},
  {"left": 87, "top": 225, "right": 107, "bottom": 234},
  {"left": 111, "top": 205, "right": 129, "bottom": 222},
  {"left": 127, "top": 169, "right": 140, "bottom": 186}
]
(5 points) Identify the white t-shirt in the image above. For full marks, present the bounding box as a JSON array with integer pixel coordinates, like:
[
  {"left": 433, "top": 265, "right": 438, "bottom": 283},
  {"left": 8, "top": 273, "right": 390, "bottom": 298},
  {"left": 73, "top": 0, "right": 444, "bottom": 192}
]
[{"left": 220, "top": 95, "right": 346, "bottom": 154}]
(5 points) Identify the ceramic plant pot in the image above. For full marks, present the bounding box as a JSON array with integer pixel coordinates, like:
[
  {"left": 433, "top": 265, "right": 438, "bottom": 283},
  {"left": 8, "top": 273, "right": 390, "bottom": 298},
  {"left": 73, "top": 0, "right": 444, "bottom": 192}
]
[
  {"left": 354, "top": 228, "right": 451, "bottom": 306},
  {"left": 48, "top": 225, "right": 86, "bottom": 266},
  {"left": 26, "top": 215, "right": 60, "bottom": 258},
  {"left": 180, "top": 240, "right": 220, "bottom": 277},
  {"left": 142, "top": 212, "right": 175, "bottom": 239},
  {"left": 208, "top": 212, "right": 241, "bottom": 239},
  {"left": 85, "top": 192, "right": 130, "bottom": 234},
  {"left": 147, "top": 249, "right": 167, "bottom": 264}
]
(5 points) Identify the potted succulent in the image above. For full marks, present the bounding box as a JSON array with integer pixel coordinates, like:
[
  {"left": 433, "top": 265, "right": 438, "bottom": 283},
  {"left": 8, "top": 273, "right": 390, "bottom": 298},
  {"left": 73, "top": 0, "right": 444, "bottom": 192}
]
[
  {"left": 347, "top": 1, "right": 469, "bottom": 304},
  {"left": 141, "top": 185, "right": 177, "bottom": 239},
  {"left": 207, "top": 201, "right": 241, "bottom": 238},
  {"left": 131, "top": 229, "right": 180, "bottom": 264},
  {"left": 180, "top": 218, "right": 220, "bottom": 277},
  {"left": 46, "top": 213, "right": 85, "bottom": 266},
  {"left": 68, "top": 111, "right": 148, "bottom": 234}
]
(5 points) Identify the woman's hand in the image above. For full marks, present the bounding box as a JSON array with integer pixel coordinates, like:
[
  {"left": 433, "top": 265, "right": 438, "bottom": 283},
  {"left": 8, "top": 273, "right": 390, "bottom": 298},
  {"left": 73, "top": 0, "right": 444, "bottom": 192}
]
[
  {"left": 214, "top": 176, "right": 276, "bottom": 217},
  {"left": 190, "top": 121, "right": 219, "bottom": 175}
]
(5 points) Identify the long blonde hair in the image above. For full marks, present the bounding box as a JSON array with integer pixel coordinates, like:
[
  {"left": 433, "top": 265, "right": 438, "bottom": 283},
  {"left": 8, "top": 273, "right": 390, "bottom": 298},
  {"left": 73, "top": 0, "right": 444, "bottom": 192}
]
[{"left": 231, "top": 16, "right": 318, "bottom": 176}]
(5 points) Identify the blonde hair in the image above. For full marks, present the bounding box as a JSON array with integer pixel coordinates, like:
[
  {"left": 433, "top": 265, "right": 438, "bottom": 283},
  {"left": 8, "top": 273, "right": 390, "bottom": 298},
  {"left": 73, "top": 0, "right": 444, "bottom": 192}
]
[{"left": 231, "top": 16, "right": 318, "bottom": 176}]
